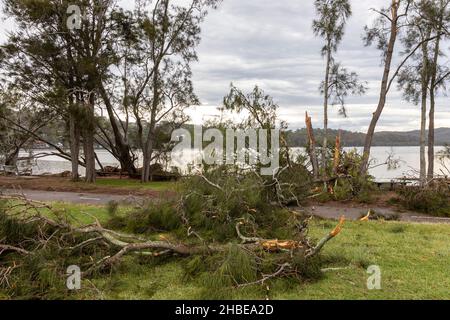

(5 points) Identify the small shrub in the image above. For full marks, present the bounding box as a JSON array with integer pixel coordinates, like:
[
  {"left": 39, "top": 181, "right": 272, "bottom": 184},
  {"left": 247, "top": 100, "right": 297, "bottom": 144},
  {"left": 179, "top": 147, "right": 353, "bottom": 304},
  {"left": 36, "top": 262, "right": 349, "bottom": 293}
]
[{"left": 397, "top": 184, "right": 450, "bottom": 217}]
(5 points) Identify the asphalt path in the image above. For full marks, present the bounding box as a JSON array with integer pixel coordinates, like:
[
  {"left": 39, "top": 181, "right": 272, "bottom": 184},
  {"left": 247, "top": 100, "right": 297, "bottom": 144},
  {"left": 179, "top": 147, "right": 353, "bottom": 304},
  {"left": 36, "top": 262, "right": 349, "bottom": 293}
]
[
  {"left": 3, "top": 189, "right": 450, "bottom": 224},
  {"left": 2, "top": 189, "right": 135, "bottom": 205}
]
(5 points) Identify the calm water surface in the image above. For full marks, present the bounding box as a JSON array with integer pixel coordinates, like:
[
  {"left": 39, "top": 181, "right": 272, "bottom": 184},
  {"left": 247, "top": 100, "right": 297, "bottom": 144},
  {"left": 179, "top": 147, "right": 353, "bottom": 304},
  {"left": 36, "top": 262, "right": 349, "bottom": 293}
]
[{"left": 19, "top": 146, "right": 449, "bottom": 182}]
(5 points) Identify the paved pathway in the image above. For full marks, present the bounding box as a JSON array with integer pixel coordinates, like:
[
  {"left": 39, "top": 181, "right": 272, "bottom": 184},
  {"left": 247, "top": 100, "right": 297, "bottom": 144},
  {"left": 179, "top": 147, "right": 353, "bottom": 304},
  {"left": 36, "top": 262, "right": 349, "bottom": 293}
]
[
  {"left": 307, "top": 204, "right": 450, "bottom": 224},
  {"left": 3, "top": 189, "right": 450, "bottom": 224},
  {"left": 2, "top": 189, "right": 135, "bottom": 205}
]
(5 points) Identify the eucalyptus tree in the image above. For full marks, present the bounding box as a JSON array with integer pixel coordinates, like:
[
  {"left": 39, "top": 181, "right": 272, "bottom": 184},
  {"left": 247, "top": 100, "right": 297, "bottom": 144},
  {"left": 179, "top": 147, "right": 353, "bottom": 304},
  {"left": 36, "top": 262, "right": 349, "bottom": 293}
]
[
  {"left": 99, "top": 0, "right": 220, "bottom": 182},
  {"left": 0, "top": 0, "right": 89, "bottom": 179},
  {"left": 312, "top": 0, "right": 352, "bottom": 171},
  {"left": 360, "top": 0, "right": 421, "bottom": 175},
  {"left": 398, "top": 0, "right": 450, "bottom": 184},
  {"left": 424, "top": 0, "right": 450, "bottom": 180},
  {"left": 398, "top": 1, "right": 434, "bottom": 185},
  {"left": 0, "top": 0, "right": 117, "bottom": 182},
  {"left": 0, "top": 90, "right": 56, "bottom": 167},
  {"left": 320, "top": 62, "right": 367, "bottom": 118}
]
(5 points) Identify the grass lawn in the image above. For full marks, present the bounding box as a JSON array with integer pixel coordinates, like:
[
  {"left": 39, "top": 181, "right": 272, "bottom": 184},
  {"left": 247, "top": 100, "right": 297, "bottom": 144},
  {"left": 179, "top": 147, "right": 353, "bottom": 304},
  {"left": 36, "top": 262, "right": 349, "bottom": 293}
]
[
  {"left": 35, "top": 203, "right": 449, "bottom": 300},
  {"left": 1, "top": 200, "right": 449, "bottom": 300}
]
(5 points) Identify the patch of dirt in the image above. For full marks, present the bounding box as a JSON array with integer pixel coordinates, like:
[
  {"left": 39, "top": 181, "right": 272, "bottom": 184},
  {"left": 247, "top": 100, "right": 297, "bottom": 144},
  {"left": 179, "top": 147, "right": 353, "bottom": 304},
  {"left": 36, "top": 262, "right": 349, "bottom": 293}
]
[{"left": 0, "top": 176, "right": 172, "bottom": 198}]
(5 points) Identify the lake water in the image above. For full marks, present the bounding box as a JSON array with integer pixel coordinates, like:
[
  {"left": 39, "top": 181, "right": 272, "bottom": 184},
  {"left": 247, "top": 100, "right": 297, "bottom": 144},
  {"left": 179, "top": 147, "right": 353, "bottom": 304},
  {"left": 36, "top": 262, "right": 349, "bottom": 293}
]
[{"left": 18, "top": 146, "right": 449, "bottom": 182}]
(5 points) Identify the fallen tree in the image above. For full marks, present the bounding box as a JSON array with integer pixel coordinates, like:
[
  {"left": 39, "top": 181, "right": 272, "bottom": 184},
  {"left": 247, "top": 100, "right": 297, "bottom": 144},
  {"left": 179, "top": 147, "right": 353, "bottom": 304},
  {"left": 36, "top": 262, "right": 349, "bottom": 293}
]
[{"left": 0, "top": 162, "right": 344, "bottom": 299}]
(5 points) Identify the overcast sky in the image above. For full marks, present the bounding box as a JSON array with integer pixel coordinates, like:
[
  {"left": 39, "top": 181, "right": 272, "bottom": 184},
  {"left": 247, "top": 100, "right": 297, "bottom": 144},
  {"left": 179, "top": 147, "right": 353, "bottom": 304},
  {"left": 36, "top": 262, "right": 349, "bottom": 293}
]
[{"left": 1, "top": 0, "right": 449, "bottom": 132}]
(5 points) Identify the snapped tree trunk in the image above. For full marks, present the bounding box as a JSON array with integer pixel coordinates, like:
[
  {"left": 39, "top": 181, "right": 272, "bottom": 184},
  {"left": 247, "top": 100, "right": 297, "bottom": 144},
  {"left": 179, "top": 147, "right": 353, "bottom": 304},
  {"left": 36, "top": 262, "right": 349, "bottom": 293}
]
[
  {"left": 305, "top": 112, "right": 320, "bottom": 180},
  {"left": 360, "top": 1, "right": 399, "bottom": 175},
  {"left": 333, "top": 132, "right": 341, "bottom": 175}
]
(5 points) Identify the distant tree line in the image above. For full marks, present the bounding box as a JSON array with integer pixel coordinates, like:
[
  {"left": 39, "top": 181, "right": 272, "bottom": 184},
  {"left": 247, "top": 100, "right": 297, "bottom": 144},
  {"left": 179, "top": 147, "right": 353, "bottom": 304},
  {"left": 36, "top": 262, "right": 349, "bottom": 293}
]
[{"left": 286, "top": 127, "right": 450, "bottom": 148}]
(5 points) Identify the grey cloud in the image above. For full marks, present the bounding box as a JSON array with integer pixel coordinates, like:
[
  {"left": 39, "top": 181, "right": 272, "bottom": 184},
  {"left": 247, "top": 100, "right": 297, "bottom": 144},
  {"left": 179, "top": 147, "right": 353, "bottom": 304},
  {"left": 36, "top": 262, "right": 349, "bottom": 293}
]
[{"left": 192, "top": 0, "right": 450, "bottom": 132}]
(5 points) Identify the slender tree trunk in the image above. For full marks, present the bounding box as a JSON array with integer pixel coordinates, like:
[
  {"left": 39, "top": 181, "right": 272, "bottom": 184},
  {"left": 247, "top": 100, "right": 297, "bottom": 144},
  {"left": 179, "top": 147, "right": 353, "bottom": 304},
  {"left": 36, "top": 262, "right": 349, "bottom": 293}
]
[
  {"left": 142, "top": 59, "right": 161, "bottom": 183},
  {"left": 360, "top": 2, "right": 399, "bottom": 175},
  {"left": 428, "top": 90, "right": 435, "bottom": 180},
  {"left": 428, "top": 30, "right": 442, "bottom": 180},
  {"left": 98, "top": 83, "right": 137, "bottom": 176},
  {"left": 142, "top": 139, "right": 154, "bottom": 183},
  {"left": 419, "top": 30, "right": 431, "bottom": 186},
  {"left": 322, "top": 42, "right": 332, "bottom": 178},
  {"left": 69, "top": 112, "right": 81, "bottom": 181},
  {"left": 83, "top": 94, "right": 96, "bottom": 183},
  {"left": 419, "top": 86, "right": 427, "bottom": 186}
]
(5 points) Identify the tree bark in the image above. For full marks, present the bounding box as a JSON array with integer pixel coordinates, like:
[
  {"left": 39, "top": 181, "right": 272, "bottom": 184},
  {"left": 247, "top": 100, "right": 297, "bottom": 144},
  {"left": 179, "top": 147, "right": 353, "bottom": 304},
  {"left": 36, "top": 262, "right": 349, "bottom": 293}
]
[
  {"left": 4, "top": 148, "right": 19, "bottom": 167},
  {"left": 82, "top": 94, "right": 96, "bottom": 183},
  {"left": 419, "top": 37, "right": 430, "bottom": 186},
  {"left": 98, "top": 82, "right": 137, "bottom": 176},
  {"left": 428, "top": 20, "right": 443, "bottom": 181},
  {"left": 142, "top": 139, "right": 154, "bottom": 183},
  {"left": 322, "top": 41, "right": 332, "bottom": 177},
  {"left": 305, "top": 112, "right": 320, "bottom": 180},
  {"left": 69, "top": 111, "right": 80, "bottom": 181},
  {"left": 360, "top": 1, "right": 400, "bottom": 175}
]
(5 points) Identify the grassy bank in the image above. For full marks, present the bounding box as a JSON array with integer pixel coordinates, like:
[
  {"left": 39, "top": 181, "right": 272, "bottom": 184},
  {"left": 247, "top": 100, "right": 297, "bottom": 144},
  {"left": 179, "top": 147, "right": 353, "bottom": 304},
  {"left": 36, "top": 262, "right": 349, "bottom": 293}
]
[
  {"left": 2, "top": 202, "right": 447, "bottom": 300},
  {"left": 93, "top": 220, "right": 450, "bottom": 300},
  {"left": 0, "top": 176, "right": 175, "bottom": 196}
]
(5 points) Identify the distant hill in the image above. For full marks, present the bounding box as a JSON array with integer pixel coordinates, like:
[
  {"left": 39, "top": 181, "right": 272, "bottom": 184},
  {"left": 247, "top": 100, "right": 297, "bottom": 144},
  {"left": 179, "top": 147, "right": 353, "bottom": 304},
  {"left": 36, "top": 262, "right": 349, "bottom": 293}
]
[{"left": 286, "top": 127, "right": 450, "bottom": 147}]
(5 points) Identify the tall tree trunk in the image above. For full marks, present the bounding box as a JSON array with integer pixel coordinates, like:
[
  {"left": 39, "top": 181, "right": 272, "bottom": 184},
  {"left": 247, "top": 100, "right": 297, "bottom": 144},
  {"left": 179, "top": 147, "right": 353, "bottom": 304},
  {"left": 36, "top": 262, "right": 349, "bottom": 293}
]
[
  {"left": 428, "top": 89, "right": 435, "bottom": 180},
  {"left": 419, "top": 30, "right": 431, "bottom": 186},
  {"left": 142, "top": 139, "right": 154, "bottom": 183},
  {"left": 360, "top": 1, "right": 399, "bottom": 175},
  {"left": 69, "top": 112, "right": 81, "bottom": 181},
  {"left": 83, "top": 94, "right": 96, "bottom": 183},
  {"left": 428, "top": 27, "right": 442, "bottom": 180},
  {"left": 322, "top": 42, "right": 332, "bottom": 178},
  {"left": 98, "top": 83, "right": 137, "bottom": 176},
  {"left": 142, "top": 59, "right": 161, "bottom": 183},
  {"left": 419, "top": 86, "right": 427, "bottom": 186}
]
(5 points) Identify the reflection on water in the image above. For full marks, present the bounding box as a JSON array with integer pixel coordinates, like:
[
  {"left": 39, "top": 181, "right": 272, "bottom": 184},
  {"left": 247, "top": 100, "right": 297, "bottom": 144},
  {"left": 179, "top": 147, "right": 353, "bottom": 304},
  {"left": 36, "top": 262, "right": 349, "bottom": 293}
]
[{"left": 19, "top": 147, "right": 449, "bottom": 182}]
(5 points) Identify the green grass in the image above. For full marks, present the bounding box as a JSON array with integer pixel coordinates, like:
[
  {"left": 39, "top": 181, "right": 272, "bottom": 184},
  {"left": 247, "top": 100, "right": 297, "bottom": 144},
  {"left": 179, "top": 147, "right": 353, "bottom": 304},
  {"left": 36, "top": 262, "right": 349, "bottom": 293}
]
[
  {"left": 117, "top": 220, "right": 448, "bottom": 300},
  {"left": 92, "top": 179, "right": 174, "bottom": 191},
  {"left": 3, "top": 202, "right": 450, "bottom": 300}
]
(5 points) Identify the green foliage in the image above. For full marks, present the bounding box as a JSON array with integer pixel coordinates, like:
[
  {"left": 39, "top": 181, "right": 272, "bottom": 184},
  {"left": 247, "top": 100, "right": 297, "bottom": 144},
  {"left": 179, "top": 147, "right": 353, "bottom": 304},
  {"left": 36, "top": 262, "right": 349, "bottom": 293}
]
[
  {"left": 175, "top": 165, "right": 310, "bottom": 241},
  {"left": 0, "top": 201, "right": 114, "bottom": 299},
  {"left": 106, "top": 200, "right": 181, "bottom": 234},
  {"left": 397, "top": 184, "right": 450, "bottom": 217},
  {"left": 331, "top": 150, "right": 377, "bottom": 202}
]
